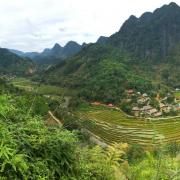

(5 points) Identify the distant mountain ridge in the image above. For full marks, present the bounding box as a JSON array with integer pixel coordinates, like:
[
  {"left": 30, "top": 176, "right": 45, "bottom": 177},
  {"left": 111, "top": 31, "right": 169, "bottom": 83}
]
[{"left": 10, "top": 41, "right": 83, "bottom": 66}]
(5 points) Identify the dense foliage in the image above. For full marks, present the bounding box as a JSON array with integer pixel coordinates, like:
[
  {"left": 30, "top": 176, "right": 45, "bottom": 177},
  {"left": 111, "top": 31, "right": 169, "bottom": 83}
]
[
  {"left": 0, "top": 79, "right": 179, "bottom": 179},
  {"left": 0, "top": 95, "right": 108, "bottom": 179},
  {"left": 42, "top": 45, "right": 153, "bottom": 103},
  {"left": 0, "top": 81, "right": 127, "bottom": 179},
  {"left": 0, "top": 48, "right": 35, "bottom": 75}
]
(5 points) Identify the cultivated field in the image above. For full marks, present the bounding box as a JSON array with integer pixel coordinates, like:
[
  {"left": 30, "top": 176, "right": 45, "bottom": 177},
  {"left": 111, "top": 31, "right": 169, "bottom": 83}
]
[
  {"left": 11, "top": 78, "right": 65, "bottom": 96},
  {"left": 76, "top": 105, "right": 180, "bottom": 148},
  {"left": 175, "top": 91, "right": 180, "bottom": 98}
]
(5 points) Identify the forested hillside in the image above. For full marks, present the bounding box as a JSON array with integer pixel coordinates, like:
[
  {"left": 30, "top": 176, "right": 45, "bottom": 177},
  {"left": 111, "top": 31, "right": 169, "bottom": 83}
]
[
  {"left": 41, "top": 2, "right": 180, "bottom": 103},
  {"left": 42, "top": 45, "right": 153, "bottom": 103},
  {"left": 110, "top": 2, "right": 180, "bottom": 61},
  {"left": 0, "top": 48, "right": 36, "bottom": 75}
]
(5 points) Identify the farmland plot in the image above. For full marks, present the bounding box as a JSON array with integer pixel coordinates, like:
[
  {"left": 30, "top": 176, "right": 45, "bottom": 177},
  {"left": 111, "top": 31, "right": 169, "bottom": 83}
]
[{"left": 76, "top": 105, "right": 180, "bottom": 147}]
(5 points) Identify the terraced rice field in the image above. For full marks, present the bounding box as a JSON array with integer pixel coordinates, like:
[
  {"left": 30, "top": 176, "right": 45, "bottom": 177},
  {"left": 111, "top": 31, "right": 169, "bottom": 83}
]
[{"left": 76, "top": 105, "right": 180, "bottom": 148}]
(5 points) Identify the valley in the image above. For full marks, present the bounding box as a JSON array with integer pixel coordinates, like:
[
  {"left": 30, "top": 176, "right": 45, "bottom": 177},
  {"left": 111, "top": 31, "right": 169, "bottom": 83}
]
[
  {"left": 0, "top": 1, "right": 180, "bottom": 179},
  {"left": 10, "top": 77, "right": 180, "bottom": 149}
]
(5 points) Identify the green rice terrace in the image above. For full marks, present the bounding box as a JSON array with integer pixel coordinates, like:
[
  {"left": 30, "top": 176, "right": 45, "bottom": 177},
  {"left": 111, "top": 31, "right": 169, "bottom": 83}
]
[{"left": 75, "top": 105, "right": 180, "bottom": 148}]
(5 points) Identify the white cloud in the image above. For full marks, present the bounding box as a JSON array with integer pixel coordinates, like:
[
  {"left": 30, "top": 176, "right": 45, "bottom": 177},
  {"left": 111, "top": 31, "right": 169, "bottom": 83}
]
[{"left": 0, "top": 0, "right": 178, "bottom": 52}]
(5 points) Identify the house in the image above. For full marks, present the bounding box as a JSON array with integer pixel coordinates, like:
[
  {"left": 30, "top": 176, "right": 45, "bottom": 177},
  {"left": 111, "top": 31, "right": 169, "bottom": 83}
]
[
  {"left": 126, "top": 89, "right": 134, "bottom": 95},
  {"left": 160, "top": 103, "right": 166, "bottom": 108},
  {"left": 142, "top": 105, "right": 153, "bottom": 112},
  {"left": 160, "top": 103, "right": 168, "bottom": 112},
  {"left": 137, "top": 97, "right": 149, "bottom": 104},
  {"left": 153, "top": 112, "right": 162, "bottom": 117},
  {"left": 108, "top": 103, "right": 114, "bottom": 107},
  {"left": 147, "top": 108, "right": 158, "bottom": 116},
  {"left": 137, "top": 93, "right": 150, "bottom": 105},
  {"left": 137, "top": 98, "right": 144, "bottom": 104},
  {"left": 132, "top": 107, "right": 140, "bottom": 111},
  {"left": 160, "top": 103, "right": 171, "bottom": 113},
  {"left": 132, "top": 107, "right": 140, "bottom": 117},
  {"left": 141, "top": 105, "right": 154, "bottom": 116},
  {"left": 91, "top": 101, "right": 101, "bottom": 106},
  {"left": 46, "top": 111, "right": 62, "bottom": 126}
]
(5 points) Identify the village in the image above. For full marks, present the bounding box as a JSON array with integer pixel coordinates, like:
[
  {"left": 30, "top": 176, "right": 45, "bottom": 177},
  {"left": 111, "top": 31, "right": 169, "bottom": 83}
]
[
  {"left": 126, "top": 89, "right": 180, "bottom": 118},
  {"left": 90, "top": 89, "right": 180, "bottom": 119}
]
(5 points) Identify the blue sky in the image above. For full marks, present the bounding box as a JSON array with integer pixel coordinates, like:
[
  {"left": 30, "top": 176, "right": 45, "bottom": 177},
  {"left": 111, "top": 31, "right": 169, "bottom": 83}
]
[{"left": 0, "top": 0, "right": 178, "bottom": 52}]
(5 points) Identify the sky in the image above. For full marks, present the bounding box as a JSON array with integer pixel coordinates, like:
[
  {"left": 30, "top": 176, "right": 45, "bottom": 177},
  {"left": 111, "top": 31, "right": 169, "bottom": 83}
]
[{"left": 0, "top": 0, "right": 179, "bottom": 52}]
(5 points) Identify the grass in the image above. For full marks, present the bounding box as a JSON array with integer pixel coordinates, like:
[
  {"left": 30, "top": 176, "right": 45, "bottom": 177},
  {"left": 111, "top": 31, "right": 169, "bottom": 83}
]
[
  {"left": 75, "top": 104, "right": 180, "bottom": 148},
  {"left": 175, "top": 91, "right": 180, "bottom": 99},
  {"left": 12, "top": 77, "right": 65, "bottom": 95}
]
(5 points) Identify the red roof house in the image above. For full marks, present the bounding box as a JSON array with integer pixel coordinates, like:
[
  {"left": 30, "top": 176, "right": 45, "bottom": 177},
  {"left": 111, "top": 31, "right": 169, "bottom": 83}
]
[{"left": 108, "top": 103, "right": 114, "bottom": 107}]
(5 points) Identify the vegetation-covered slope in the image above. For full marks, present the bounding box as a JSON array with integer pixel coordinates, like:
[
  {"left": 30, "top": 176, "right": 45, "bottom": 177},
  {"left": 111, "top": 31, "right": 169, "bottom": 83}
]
[
  {"left": 109, "top": 2, "right": 180, "bottom": 61},
  {"left": 0, "top": 48, "right": 35, "bottom": 75},
  {"left": 109, "top": 2, "right": 180, "bottom": 87},
  {"left": 0, "top": 79, "right": 124, "bottom": 179},
  {"left": 0, "top": 77, "right": 179, "bottom": 179},
  {"left": 41, "top": 2, "right": 180, "bottom": 102},
  {"left": 42, "top": 44, "right": 153, "bottom": 103}
]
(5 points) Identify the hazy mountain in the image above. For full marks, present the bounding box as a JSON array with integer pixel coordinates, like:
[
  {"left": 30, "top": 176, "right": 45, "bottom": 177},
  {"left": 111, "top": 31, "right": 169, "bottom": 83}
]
[
  {"left": 44, "top": 43, "right": 62, "bottom": 58},
  {"left": 40, "top": 41, "right": 82, "bottom": 59},
  {"left": 0, "top": 48, "right": 36, "bottom": 75},
  {"left": 61, "top": 41, "right": 82, "bottom": 58},
  {"left": 9, "top": 49, "right": 25, "bottom": 57},
  {"left": 11, "top": 41, "right": 83, "bottom": 66}
]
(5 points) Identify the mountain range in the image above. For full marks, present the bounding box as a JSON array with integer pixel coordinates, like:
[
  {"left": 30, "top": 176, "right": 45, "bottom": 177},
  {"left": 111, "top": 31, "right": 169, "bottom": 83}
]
[
  {"left": 40, "top": 2, "right": 180, "bottom": 103},
  {"left": 109, "top": 2, "right": 180, "bottom": 61},
  {"left": 10, "top": 41, "right": 83, "bottom": 66},
  {"left": 1, "top": 35, "right": 107, "bottom": 75},
  {"left": 1, "top": 2, "right": 180, "bottom": 103}
]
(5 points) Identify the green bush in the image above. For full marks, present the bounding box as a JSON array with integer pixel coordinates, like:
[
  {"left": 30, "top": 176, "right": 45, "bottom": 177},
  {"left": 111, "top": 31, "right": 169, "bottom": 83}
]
[
  {"left": 127, "top": 144, "right": 146, "bottom": 163},
  {"left": 0, "top": 93, "right": 126, "bottom": 179}
]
